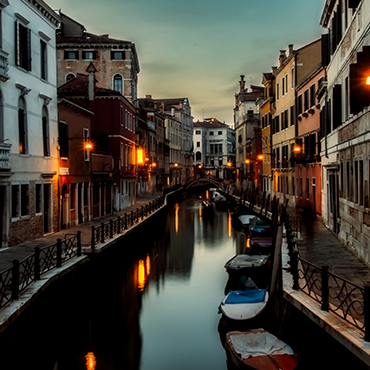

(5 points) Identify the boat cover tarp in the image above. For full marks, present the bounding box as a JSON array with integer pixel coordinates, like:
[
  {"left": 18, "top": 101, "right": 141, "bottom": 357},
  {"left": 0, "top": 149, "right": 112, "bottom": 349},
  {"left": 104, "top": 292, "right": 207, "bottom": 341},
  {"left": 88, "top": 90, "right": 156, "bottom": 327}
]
[
  {"left": 225, "top": 254, "right": 269, "bottom": 269},
  {"left": 229, "top": 330, "right": 294, "bottom": 359},
  {"left": 238, "top": 215, "right": 256, "bottom": 225},
  {"left": 225, "top": 289, "right": 266, "bottom": 304}
]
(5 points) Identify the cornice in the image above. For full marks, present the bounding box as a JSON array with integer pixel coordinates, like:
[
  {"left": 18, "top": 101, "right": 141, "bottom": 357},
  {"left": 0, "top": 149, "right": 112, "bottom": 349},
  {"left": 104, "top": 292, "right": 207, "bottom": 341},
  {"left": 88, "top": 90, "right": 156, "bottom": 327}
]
[{"left": 24, "top": 0, "right": 61, "bottom": 27}]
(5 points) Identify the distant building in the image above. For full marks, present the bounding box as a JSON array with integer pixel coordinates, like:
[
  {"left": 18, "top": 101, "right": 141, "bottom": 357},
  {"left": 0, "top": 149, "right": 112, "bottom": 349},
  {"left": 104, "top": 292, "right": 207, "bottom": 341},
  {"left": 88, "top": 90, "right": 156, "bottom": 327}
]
[
  {"left": 193, "top": 118, "right": 235, "bottom": 180},
  {"left": 56, "top": 12, "right": 140, "bottom": 103},
  {"left": 0, "top": 0, "right": 60, "bottom": 246},
  {"left": 234, "top": 76, "right": 264, "bottom": 190}
]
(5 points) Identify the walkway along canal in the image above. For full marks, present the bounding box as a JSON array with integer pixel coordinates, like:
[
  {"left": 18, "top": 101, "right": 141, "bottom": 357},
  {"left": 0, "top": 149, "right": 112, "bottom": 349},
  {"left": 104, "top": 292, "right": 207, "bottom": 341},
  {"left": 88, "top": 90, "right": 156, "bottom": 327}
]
[{"left": 0, "top": 190, "right": 369, "bottom": 369}]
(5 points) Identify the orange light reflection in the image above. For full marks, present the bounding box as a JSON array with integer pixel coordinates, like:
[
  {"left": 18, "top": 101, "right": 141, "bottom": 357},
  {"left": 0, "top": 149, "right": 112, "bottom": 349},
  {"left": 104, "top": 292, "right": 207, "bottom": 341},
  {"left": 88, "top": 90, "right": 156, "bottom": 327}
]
[{"left": 85, "top": 352, "right": 96, "bottom": 370}]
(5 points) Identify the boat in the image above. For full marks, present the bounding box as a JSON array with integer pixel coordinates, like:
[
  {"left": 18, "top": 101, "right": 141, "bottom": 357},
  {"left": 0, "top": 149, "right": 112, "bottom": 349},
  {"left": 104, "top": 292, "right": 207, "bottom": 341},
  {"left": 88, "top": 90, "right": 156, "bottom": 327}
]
[
  {"left": 224, "top": 254, "right": 271, "bottom": 287},
  {"left": 225, "top": 329, "right": 298, "bottom": 370},
  {"left": 211, "top": 190, "right": 228, "bottom": 210},
  {"left": 247, "top": 237, "right": 273, "bottom": 255},
  {"left": 238, "top": 215, "right": 257, "bottom": 232},
  {"left": 249, "top": 220, "right": 273, "bottom": 237},
  {"left": 219, "top": 288, "right": 269, "bottom": 321}
]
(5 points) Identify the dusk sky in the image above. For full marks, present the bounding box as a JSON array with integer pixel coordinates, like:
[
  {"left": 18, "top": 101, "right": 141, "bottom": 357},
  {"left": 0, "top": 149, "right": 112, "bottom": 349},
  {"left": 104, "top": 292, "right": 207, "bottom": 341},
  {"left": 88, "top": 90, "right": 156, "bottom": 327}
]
[{"left": 47, "top": 0, "right": 326, "bottom": 125}]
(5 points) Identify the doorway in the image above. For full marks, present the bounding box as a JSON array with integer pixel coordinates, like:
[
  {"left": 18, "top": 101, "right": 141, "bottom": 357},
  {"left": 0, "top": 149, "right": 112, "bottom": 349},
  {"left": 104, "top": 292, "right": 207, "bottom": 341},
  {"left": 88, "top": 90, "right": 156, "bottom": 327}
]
[{"left": 43, "top": 184, "right": 51, "bottom": 233}]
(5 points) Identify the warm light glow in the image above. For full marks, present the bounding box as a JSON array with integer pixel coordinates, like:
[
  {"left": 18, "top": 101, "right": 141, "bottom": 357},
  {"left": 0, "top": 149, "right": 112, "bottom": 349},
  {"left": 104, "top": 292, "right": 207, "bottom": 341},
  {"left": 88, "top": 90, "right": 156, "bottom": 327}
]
[
  {"left": 84, "top": 142, "right": 93, "bottom": 150},
  {"left": 246, "top": 237, "right": 251, "bottom": 250},
  {"left": 138, "top": 259, "right": 146, "bottom": 291},
  {"left": 197, "top": 164, "right": 202, "bottom": 168},
  {"left": 85, "top": 352, "right": 96, "bottom": 370},
  {"left": 227, "top": 162, "right": 232, "bottom": 167},
  {"left": 145, "top": 255, "right": 151, "bottom": 276},
  {"left": 175, "top": 203, "right": 179, "bottom": 232},
  {"left": 245, "top": 159, "right": 250, "bottom": 164},
  {"left": 228, "top": 213, "right": 232, "bottom": 237},
  {"left": 137, "top": 149, "right": 144, "bottom": 164},
  {"left": 151, "top": 162, "right": 157, "bottom": 167},
  {"left": 145, "top": 157, "right": 149, "bottom": 162},
  {"left": 206, "top": 170, "right": 212, "bottom": 175},
  {"left": 257, "top": 154, "right": 264, "bottom": 161},
  {"left": 293, "top": 145, "right": 302, "bottom": 154},
  {"left": 367, "top": 76, "right": 370, "bottom": 85},
  {"left": 174, "top": 162, "right": 179, "bottom": 167}
]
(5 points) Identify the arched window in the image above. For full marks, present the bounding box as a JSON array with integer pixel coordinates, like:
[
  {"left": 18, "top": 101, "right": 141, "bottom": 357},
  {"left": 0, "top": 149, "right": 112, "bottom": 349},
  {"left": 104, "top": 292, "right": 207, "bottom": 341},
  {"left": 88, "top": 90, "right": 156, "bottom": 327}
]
[
  {"left": 196, "top": 151, "right": 201, "bottom": 161},
  {"left": 113, "top": 74, "right": 123, "bottom": 94},
  {"left": 42, "top": 105, "right": 50, "bottom": 157},
  {"left": 65, "top": 73, "right": 75, "bottom": 83},
  {"left": 18, "top": 97, "right": 27, "bottom": 154}
]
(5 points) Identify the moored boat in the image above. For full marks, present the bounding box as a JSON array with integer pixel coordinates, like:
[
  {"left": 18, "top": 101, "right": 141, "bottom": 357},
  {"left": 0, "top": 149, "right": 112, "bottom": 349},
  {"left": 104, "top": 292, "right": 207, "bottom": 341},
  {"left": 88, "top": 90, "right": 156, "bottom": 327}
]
[
  {"left": 219, "top": 289, "right": 269, "bottom": 321},
  {"left": 247, "top": 237, "right": 273, "bottom": 255},
  {"left": 225, "top": 329, "right": 298, "bottom": 370}
]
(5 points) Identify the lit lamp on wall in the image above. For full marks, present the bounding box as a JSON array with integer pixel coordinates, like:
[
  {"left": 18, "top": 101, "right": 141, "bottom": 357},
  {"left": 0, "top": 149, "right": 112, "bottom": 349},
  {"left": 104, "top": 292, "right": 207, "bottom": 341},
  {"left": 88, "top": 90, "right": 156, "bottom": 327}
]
[
  {"left": 137, "top": 149, "right": 144, "bottom": 164},
  {"left": 293, "top": 145, "right": 302, "bottom": 154}
]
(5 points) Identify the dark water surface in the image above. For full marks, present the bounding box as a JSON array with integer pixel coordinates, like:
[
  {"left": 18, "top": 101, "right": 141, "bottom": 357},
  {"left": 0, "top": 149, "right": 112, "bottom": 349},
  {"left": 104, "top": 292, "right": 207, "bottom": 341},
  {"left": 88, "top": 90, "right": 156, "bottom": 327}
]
[{"left": 0, "top": 194, "right": 369, "bottom": 369}]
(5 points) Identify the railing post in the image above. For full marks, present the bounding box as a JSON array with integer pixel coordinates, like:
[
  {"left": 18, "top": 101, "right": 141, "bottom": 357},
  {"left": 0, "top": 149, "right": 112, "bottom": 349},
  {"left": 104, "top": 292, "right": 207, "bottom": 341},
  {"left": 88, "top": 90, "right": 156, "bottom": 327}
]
[
  {"left": 364, "top": 285, "right": 370, "bottom": 341},
  {"left": 34, "top": 247, "right": 40, "bottom": 280},
  {"left": 11, "top": 260, "right": 19, "bottom": 300},
  {"left": 101, "top": 223, "right": 105, "bottom": 244},
  {"left": 77, "top": 231, "right": 81, "bottom": 256},
  {"left": 118, "top": 216, "right": 121, "bottom": 234},
  {"left": 141, "top": 206, "right": 144, "bottom": 220},
  {"left": 136, "top": 208, "right": 139, "bottom": 222},
  {"left": 110, "top": 219, "right": 113, "bottom": 239},
  {"left": 321, "top": 264, "right": 329, "bottom": 311},
  {"left": 124, "top": 213, "right": 128, "bottom": 229},
  {"left": 57, "top": 239, "right": 62, "bottom": 268},
  {"left": 131, "top": 210, "right": 134, "bottom": 225},
  {"left": 291, "top": 249, "right": 299, "bottom": 290},
  {"left": 91, "top": 226, "right": 96, "bottom": 251}
]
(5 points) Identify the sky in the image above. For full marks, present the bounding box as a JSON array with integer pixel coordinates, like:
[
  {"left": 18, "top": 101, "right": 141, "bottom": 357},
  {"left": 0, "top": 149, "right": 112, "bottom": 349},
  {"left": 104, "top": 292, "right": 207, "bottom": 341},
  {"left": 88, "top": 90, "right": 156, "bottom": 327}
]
[{"left": 46, "top": 0, "right": 327, "bottom": 125}]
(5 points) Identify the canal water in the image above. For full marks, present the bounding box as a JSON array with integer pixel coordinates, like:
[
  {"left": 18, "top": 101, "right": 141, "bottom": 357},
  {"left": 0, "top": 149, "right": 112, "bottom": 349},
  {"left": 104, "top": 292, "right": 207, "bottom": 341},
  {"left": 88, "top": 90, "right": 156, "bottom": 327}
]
[{"left": 0, "top": 193, "right": 369, "bottom": 369}]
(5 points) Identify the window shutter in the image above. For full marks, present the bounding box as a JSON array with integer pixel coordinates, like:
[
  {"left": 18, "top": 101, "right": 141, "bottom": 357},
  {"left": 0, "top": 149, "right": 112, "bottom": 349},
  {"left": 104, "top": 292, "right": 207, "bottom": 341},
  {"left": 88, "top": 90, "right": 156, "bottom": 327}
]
[
  {"left": 15, "top": 21, "right": 19, "bottom": 66},
  {"left": 27, "top": 27, "right": 31, "bottom": 71}
]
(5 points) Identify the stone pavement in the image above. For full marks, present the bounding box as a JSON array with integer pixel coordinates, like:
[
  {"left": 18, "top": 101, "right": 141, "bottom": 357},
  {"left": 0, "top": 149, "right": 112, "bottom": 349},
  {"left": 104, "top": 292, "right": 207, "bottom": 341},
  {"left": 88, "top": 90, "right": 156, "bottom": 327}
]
[
  {"left": 0, "top": 191, "right": 163, "bottom": 273},
  {"left": 289, "top": 209, "right": 370, "bottom": 288}
]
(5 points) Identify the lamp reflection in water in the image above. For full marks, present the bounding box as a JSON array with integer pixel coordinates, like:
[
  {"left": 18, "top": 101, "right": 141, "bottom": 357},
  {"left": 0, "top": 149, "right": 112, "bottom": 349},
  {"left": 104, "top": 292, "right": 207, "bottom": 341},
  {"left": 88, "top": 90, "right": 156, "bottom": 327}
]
[
  {"left": 138, "top": 255, "right": 151, "bottom": 291},
  {"left": 85, "top": 352, "right": 96, "bottom": 370},
  {"left": 246, "top": 237, "right": 251, "bottom": 252},
  {"left": 175, "top": 203, "right": 180, "bottom": 233},
  {"left": 228, "top": 213, "right": 232, "bottom": 237}
]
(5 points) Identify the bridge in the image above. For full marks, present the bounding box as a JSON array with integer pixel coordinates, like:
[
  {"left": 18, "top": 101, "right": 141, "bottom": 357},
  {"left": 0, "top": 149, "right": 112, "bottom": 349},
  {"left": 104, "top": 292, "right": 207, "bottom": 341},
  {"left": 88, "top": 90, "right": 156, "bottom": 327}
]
[{"left": 184, "top": 177, "right": 222, "bottom": 190}]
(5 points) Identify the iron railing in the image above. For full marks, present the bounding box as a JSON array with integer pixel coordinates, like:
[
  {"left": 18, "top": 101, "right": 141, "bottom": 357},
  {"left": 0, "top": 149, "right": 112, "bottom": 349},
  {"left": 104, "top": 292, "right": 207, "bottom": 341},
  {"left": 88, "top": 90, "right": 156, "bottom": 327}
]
[
  {"left": 90, "top": 196, "right": 164, "bottom": 250},
  {"left": 0, "top": 232, "right": 82, "bottom": 307}
]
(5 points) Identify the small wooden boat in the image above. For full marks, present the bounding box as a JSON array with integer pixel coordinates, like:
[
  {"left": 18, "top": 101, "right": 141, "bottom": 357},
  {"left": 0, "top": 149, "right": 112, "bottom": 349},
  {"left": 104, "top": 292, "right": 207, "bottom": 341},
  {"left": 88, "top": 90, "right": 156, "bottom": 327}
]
[
  {"left": 225, "top": 329, "right": 298, "bottom": 370},
  {"left": 238, "top": 215, "right": 257, "bottom": 231},
  {"left": 247, "top": 237, "right": 273, "bottom": 254},
  {"left": 224, "top": 254, "right": 271, "bottom": 281},
  {"left": 249, "top": 223, "right": 273, "bottom": 237},
  {"left": 219, "top": 289, "right": 268, "bottom": 321}
]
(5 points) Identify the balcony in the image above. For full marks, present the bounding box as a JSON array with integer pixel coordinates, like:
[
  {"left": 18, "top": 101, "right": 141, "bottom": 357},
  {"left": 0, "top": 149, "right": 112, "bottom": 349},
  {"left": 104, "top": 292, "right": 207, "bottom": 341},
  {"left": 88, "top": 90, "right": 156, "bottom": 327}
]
[
  {"left": 0, "top": 49, "right": 9, "bottom": 82},
  {"left": 91, "top": 153, "right": 113, "bottom": 174},
  {"left": 0, "top": 143, "right": 11, "bottom": 171}
]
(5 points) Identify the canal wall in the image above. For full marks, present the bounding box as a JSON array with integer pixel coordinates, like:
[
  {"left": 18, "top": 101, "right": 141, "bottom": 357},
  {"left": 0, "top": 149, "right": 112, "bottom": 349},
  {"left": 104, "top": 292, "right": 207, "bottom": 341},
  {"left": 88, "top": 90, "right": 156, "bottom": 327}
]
[{"left": 0, "top": 189, "right": 183, "bottom": 334}]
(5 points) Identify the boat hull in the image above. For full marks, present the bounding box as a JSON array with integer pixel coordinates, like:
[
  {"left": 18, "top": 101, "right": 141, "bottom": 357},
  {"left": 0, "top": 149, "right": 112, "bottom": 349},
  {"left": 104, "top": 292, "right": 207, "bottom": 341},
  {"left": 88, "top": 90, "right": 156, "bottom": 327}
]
[{"left": 225, "top": 330, "right": 298, "bottom": 370}]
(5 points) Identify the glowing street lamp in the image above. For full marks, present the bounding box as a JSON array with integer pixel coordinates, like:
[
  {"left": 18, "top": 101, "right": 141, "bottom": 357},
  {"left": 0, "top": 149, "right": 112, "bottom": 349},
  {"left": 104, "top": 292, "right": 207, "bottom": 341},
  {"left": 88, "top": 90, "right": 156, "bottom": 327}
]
[
  {"left": 367, "top": 76, "right": 370, "bottom": 85},
  {"left": 257, "top": 154, "right": 264, "bottom": 161},
  {"left": 245, "top": 159, "right": 251, "bottom": 164},
  {"left": 227, "top": 162, "right": 232, "bottom": 167},
  {"left": 293, "top": 145, "right": 302, "bottom": 154},
  {"left": 174, "top": 162, "right": 179, "bottom": 167}
]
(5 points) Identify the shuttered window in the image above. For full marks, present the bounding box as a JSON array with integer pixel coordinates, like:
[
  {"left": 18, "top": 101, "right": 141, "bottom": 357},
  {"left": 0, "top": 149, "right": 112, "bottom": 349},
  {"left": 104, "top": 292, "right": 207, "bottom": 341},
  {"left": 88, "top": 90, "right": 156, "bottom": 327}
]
[{"left": 15, "top": 21, "right": 31, "bottom": 71}]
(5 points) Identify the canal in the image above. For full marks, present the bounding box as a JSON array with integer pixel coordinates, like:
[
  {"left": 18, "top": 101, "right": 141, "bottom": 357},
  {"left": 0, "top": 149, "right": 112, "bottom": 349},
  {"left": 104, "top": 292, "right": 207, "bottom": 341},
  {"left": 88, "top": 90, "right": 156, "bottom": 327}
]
[{"left": 0, "top": 192, "right": 369, "bottom": 369}]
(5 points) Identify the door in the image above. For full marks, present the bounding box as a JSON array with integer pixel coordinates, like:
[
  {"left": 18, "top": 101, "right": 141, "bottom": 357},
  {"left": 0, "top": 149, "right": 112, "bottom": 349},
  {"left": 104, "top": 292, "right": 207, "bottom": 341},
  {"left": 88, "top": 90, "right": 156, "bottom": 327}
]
[
  {"left": 78, "top": 183, "right": 83, "bottom": 224},
  {"left": 329, "top": 172, "right": 339, "bottom": 233}
]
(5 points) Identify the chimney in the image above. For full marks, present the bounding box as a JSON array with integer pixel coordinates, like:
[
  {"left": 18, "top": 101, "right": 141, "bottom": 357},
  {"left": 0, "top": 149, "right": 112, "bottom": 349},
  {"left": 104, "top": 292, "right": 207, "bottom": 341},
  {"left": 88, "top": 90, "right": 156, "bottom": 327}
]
[
  {"left": 279, "top": 50, "right": 286, "bottom": 66},
  {"left": 288, "top": 44, "right": 294, "bottom": 56},
  {"left": 239, "top": 75, "right": 245, "bottom": 94},
  {"left": 171, "top": 107, "right": 175, "bottom": 116},
  {"left": 86, "top": 62, "right": 97, "bottom": 102}
]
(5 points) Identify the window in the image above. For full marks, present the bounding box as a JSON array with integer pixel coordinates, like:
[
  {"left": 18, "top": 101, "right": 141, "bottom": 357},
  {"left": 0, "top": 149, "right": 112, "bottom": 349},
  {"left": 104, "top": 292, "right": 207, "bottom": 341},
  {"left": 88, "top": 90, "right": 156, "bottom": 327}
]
[
  {"left": 11, "top": 184, "right": 29, "bottom": 218},
  {"left": 304, "top": 89, "right": 309, "bottom": 111},
  {"left": 290, "top": 105, "right": 295, "bottom": 126},
  {"left": 70, "top": 183, "right": 76, "bottom": 210},
  {"left": 18, "top": 96, "right": 27, "bottom": 154},
  {"left": 276, "top": 83, "right": 279, "bottom": 100},
  {"left": 64, "top": 50, "right": 79, "bottom": 60},
  {"left": 210, "top": 131, "right": 214, "bottom": 136},
  {"left": 297, "top": 95, "right": 302, "bottom": 115},
  {"left": 113, "top": 74, "right": 123, "bottom": 94},
  {"left": 196, "top": 151, "right": 201, "bottom": 160},
  {"left": 195, "top": 130, "right": 201, "bottom": 135},
  {"left": 196, "top": 141, "right": 200, "bottom": 147},
  {"left": 310, "top": 84, "right": 316, "bottom": 107},
  {"left": 40, "top": 40, "right": 47, "bottom": 80},
  {"left": 306, "top": 178, "right": 309, "bottom": 199},
  {"left": 218, "top": 158, "right": 223, "bottom": 166},
  {"left": 35, "top": 184, "right": 42, "bottom": 214},
  {"left": 15, "top": 21, "right": 31, "bottom": 71},
  {"left": 291, "top": 68, "right": 294, "bottom": 88},
  {"left": 65, "top": 73, "right": 75, "bottom": 83},
  {"left": 82, "top": 50, "right": 95, "bottom": 59},
  {"left": 111, "top": 50, "right": 125, "bottom": 60},
  {"left": 42, "top": 106, "right": 50, "bottom": 157},
  {"left": 218, "top": 131, "right": 222, "bottom": 135},
  {"left": 59, "top": 121, "right": 69, "bottom": 158}
]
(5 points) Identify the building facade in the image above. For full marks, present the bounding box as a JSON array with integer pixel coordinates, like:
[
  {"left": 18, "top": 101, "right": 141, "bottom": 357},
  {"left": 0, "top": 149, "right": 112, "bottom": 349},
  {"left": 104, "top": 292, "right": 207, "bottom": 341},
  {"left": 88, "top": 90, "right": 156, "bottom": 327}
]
[
  {"left": 56, "top": 12, "right": 140, "bottom": 103},
  {"left": 319, "top": 0, "right": 370, "bottom": 265},
  {"left": 0, "top": 0, "right": 60, "bottom": 247}
]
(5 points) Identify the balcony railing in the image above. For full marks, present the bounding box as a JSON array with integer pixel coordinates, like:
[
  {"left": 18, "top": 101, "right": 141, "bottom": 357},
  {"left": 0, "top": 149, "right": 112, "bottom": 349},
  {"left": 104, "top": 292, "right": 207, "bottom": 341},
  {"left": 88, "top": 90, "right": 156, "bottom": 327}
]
[
  {"left": 0, "top": 143, "right": 11, "bottom": 171},
  {"left": 0, "top": 49, "right": 9, "bottom": 81}
]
